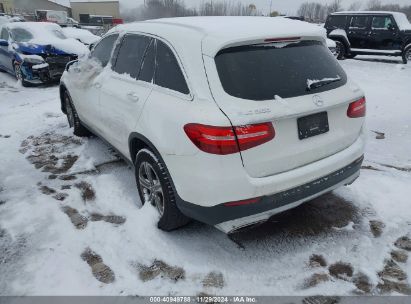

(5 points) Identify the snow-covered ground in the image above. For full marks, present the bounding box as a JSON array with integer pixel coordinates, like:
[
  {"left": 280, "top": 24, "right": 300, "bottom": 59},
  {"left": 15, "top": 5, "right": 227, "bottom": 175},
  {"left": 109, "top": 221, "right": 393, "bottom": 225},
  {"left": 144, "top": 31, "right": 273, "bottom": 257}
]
[{"left": 0, "top": 56, "right": 411, "bottom": 296}]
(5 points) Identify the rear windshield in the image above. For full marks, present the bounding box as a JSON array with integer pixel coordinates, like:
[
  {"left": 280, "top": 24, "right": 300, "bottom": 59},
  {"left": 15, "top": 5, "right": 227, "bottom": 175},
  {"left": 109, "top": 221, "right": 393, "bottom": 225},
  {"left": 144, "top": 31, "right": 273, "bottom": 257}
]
[{"left": 215, "top": 40, "right": 347, "bottom": 101}]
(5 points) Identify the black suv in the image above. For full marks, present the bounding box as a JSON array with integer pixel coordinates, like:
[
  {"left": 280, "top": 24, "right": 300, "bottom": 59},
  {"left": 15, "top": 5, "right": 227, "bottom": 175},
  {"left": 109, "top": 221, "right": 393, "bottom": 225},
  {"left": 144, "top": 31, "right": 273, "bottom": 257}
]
[{"left": 325, "top": 11, "right": 411, "bottom": 63}]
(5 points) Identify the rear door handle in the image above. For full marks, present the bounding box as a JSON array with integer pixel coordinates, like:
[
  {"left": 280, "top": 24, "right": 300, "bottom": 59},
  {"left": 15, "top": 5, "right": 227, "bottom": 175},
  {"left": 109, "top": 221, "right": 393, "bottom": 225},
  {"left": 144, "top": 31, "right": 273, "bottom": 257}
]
[{"left": 127, "top": 92, "right": 139, "bottom": 102}]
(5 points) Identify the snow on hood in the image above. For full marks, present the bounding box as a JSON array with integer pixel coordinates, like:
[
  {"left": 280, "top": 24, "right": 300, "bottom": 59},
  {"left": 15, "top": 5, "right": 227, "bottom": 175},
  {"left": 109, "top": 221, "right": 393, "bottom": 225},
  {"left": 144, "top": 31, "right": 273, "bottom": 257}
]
[
  {"left": 62, "top": 27, "right": 100, "bottom": 45},
  {"left": 7, "top": 22, "right": 89, "bottom": 56}
]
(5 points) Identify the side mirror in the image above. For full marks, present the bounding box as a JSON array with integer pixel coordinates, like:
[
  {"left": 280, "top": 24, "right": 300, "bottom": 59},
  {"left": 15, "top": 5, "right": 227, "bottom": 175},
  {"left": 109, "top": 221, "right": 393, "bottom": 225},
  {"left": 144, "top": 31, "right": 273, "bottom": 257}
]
[
  {"left": 0, "top": 39, "right": 9, "bottom": 47},
  {"left": 65, "top": 59, "right": 78, "bottom": 71},
  {"left": 89, "top": 43, "right": 95, "bottom": 51},
  {"left": 388, "top": 24, "right": 396, "bottom": 31}
]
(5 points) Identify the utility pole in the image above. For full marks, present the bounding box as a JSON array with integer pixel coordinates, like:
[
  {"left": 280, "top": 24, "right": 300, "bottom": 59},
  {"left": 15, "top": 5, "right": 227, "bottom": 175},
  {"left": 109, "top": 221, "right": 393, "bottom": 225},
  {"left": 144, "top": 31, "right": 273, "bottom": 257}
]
[{"left": 269, "top": 0, "right": 273, "bottom": 16}]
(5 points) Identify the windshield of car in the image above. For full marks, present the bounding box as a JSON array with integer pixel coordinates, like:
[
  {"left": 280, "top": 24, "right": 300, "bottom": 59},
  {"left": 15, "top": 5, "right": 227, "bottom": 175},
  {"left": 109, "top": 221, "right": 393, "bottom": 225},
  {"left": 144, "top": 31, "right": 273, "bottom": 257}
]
[
  {"left": 215, "top": 40, "right": 347, "bottom": 101},
  {"left": 10, "top": 28, "right": 33, "bottom": 42}
]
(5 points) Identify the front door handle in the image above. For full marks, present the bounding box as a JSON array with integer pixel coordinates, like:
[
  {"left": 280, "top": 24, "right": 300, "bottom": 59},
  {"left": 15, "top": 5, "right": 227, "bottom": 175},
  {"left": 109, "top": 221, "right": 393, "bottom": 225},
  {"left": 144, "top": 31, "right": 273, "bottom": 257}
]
[{"left": 127, "top": 92, "right": 139, "bottom": 102}]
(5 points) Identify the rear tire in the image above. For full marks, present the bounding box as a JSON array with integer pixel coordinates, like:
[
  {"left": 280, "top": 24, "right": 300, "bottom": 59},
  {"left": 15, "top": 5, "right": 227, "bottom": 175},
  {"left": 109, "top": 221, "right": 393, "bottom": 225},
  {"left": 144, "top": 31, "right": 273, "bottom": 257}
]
[
  {"left": 135, "top": 148, "right": 190, "bottom": 231},
  {"left": 402, "top": 46, "right": 411, "bottom": 64},
  {"left": 63, "top": 90, "right": 92, "bottom": 137},
  {"left": 335, "top": 41, "right": 346, "bottom": 60}
]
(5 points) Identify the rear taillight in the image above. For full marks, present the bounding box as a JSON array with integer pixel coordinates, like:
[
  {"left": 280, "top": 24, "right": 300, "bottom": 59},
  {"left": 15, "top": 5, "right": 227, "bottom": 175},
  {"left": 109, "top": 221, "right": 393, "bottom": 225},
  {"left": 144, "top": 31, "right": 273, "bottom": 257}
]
[
  {"left": 347, "top": 97, "right": 366, "bottom": 118},
  {"left": 184, "top": 123, "right": 275, "bottom": 155}
]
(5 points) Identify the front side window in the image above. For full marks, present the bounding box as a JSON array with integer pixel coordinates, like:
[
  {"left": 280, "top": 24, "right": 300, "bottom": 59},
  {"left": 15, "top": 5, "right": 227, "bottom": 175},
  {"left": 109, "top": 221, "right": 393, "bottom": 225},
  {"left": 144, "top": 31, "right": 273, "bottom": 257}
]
[
  {"left": 113, "top": 34, "right": 151, "bottom": 79},
  {"left": 215, "top": 40, "right": 347, "bottom": 101},
  {"left": 350, "top": 16, "right": 369, "bottom": 29},
  {"left": 91, "top": 34, "right": 119, "bottom": 67},
  {"left": 372, "top": 16, "right": 394, "bottom": 29},
  {"left": 154, "top": 40, "right": 189, "bottom": 94}
]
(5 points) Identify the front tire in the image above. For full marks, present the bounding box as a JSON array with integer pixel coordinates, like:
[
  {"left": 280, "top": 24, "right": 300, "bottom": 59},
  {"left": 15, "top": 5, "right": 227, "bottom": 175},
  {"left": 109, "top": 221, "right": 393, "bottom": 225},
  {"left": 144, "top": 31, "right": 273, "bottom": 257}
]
[
  {"left": 135, "top": 148, "right": 190, "bottom": 231},
  {"left": 63, "top": 90, "right": 92, "bottom": 137},
  {"left": 402, "top": 46, "right": 411, "bottom": 64},
  {"left": 14, "top": 63, "right": 30, "bottom": 87},
  {"left": 335, "top": 41, "right": 346, "bottom": 60}
]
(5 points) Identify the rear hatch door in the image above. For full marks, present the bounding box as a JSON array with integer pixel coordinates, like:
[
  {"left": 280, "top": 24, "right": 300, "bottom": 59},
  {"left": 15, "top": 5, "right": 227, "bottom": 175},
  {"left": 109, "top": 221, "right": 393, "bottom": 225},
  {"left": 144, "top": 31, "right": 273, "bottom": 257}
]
[{"left": 204, "top": 39, "right": 365, "bottom": 178}]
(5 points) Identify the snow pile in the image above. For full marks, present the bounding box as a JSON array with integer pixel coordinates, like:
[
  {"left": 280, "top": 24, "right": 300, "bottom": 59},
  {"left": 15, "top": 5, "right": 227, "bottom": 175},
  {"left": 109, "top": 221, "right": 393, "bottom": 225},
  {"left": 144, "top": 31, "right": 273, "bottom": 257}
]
[
  {"left": 6, "top": 22, "right": 89, "bottom": 56},
  {"left": 65, "top": 57, "right": 103, "bottom": 89}
]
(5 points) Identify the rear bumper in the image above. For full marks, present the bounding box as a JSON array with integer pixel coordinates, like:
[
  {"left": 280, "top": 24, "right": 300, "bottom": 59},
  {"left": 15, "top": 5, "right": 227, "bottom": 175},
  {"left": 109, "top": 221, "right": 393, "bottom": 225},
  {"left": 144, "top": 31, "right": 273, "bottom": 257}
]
[{"left": 177, "top": 155, "right": 363, "bottom": 233}]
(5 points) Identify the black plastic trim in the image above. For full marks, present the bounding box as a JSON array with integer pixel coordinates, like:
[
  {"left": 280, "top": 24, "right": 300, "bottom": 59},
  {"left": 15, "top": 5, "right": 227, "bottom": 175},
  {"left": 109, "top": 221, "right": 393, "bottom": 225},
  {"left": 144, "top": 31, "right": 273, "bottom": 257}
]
[{"left": 176, "top": 155, "right": 364, "bottom": 226}]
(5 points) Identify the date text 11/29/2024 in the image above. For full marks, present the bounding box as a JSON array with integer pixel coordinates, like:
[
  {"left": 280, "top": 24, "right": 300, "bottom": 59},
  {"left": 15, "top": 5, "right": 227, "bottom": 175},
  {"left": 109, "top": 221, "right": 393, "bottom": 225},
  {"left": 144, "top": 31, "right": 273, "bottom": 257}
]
[{"left": 149, "top": 296, "right": 257, "bottom": 303}]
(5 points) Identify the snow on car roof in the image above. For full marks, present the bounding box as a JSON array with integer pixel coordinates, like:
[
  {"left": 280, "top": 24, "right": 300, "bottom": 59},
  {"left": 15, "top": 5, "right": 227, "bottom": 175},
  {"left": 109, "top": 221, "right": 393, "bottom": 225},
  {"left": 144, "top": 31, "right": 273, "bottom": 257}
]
[
  {"left": 111, "top": 16, "right": 325, "bottom": 57},
  {"left": 331, "top": 11, "right": 411, "bottom": 31}
]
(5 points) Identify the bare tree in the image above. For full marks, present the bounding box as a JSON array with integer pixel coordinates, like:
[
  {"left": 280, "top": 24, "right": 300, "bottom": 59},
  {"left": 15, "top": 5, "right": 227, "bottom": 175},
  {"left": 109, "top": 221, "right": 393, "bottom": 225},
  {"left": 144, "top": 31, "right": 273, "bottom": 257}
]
[
  {"left": 327, "top": 0, "right": 343, "bottom": 14},
  {"left": 347, "top": 1, "right": 362, "bottom": 11}
]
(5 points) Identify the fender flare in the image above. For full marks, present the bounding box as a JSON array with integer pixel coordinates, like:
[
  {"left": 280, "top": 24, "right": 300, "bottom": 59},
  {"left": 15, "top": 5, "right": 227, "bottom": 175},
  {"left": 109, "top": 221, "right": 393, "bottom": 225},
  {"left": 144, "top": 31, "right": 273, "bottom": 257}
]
[
  {"left": 128, "top": 132, "right": 186, "bottom": 209},
  {"left": 328, "top": 31, "right": 351, "bottom": 51},
  {"left": 128, "top": 132, "right": 164, "bottom": 166}
]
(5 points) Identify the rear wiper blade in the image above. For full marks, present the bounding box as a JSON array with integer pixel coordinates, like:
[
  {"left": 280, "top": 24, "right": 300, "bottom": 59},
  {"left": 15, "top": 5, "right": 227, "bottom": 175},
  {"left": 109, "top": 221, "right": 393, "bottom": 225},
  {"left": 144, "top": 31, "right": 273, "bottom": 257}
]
[{"left": 306, "top": 76, "right": 341, "bottom": 91}]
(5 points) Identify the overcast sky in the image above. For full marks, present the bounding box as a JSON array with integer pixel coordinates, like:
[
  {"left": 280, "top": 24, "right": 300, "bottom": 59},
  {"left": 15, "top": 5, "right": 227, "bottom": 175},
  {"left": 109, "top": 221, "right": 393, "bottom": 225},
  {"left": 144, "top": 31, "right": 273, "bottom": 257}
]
[{"left": 120, "top": 0, "right": 411, "bottom": 15}]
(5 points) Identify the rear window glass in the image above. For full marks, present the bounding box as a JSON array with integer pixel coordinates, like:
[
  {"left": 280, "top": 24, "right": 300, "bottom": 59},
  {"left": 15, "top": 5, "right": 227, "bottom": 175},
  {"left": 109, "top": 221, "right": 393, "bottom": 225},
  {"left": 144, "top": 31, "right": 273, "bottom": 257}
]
[
  {"left": 155, "top": 40, "right": 189, "bottom": 94},
  {"left": 215, "top": 40, "right": 347, "bottom": 101},
  {"left": 326, "top": 15, "right": 347, "bottom": 28}
]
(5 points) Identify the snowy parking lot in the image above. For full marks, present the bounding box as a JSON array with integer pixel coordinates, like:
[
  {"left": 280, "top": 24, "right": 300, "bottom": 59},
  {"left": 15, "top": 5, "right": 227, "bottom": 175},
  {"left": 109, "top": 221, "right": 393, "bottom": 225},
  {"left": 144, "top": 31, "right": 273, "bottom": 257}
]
[{"left": 0, "top": 56, "right": 411, "bottom": 296}]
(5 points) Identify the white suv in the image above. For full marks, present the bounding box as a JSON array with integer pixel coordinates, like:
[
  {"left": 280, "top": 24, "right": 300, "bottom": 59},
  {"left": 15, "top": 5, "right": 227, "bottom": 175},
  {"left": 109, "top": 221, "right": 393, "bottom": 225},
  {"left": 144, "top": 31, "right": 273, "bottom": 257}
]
[{"left": 60, "top": 17, "right": 366, "bottom": 233}]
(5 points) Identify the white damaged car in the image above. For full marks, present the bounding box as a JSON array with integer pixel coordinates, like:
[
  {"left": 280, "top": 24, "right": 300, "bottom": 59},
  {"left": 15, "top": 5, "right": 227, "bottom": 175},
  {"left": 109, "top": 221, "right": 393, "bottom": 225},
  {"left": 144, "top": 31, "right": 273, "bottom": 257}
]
[{"left": 60, "top": 17, "right": 366, "bottom": 233}]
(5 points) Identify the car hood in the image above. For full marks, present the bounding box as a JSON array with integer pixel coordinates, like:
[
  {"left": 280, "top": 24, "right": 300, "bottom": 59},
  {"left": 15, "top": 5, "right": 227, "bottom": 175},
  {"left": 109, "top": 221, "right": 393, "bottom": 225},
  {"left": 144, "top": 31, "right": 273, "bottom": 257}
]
[{"left": 15, "top": 38, "right": 89, "bottom": 57}]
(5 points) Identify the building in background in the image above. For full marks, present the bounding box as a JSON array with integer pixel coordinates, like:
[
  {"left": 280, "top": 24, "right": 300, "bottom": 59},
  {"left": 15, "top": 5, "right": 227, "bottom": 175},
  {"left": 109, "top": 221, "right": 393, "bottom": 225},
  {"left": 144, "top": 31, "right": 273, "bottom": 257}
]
[
  {"left": 70, "top": 0, "right": 120, "bottom": 22},
  {"left": 1, "top": 0, "right": 71, "bottom": 17},
  {"left": 0, "top": 0, "right": 13, "bottom": 14}
]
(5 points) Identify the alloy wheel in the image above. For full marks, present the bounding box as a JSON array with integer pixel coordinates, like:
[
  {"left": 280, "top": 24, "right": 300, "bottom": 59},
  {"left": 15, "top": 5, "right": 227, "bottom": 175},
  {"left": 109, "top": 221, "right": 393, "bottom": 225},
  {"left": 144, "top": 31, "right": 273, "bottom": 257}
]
[
  {"left": 138, "top": 161, "right": 164, "bottom": 216},
  {"left": 14, "top": 64, "right": 23, "bottom": 81}
]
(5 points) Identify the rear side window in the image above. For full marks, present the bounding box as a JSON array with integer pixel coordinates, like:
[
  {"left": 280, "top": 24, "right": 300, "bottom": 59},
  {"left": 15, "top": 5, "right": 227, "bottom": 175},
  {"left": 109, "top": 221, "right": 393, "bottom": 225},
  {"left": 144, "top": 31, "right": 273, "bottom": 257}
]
[
  {"left": 139, "top": 39, "right": 155, "bottom": 83},
  {"left": 326, "top": 15, "right": 347, "bottom": 28},
  {"left": 155, "top": 40, "right": 189, "bottom": 94},
  {"left": 350, "top": 16, "right": 369, "bottom": 29},
  {"left": 91, "top": 34, "right": 119, "bottom": 67},
  {"left": 215, "top": 40, "right": 347, "bottom": 101},
  {"left": 113, "top": 34, "right": 151, "bottom": 79}
]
